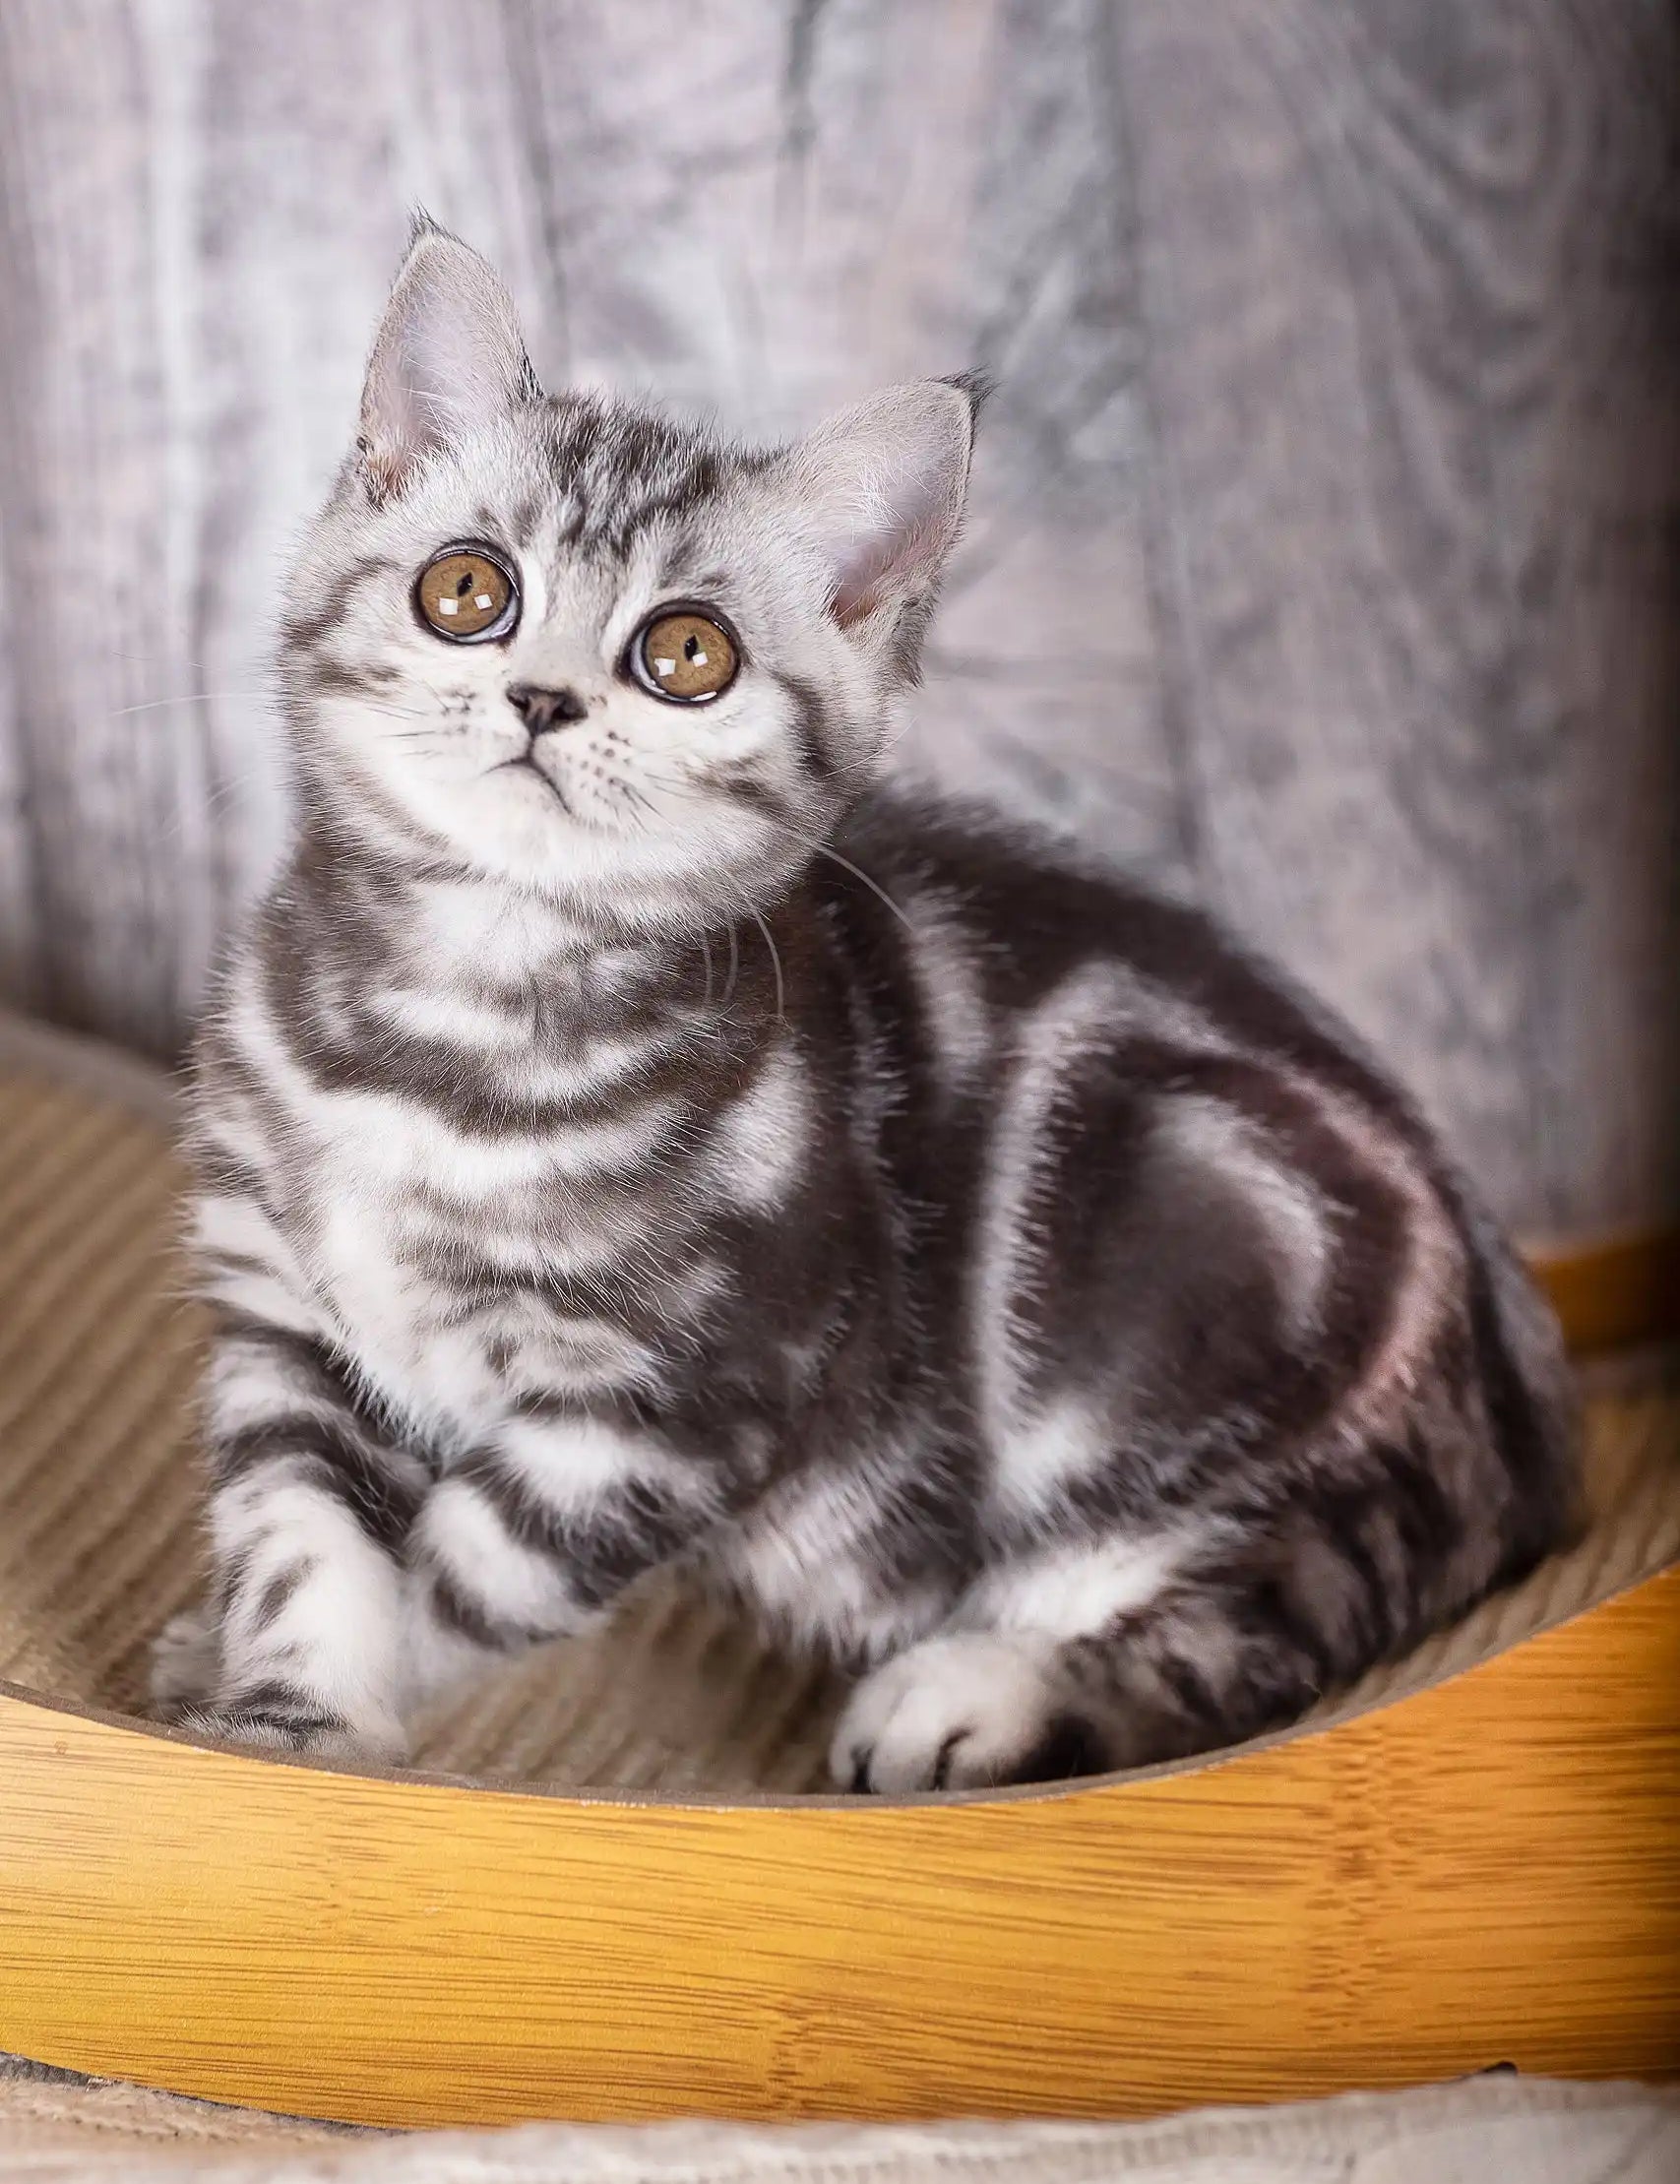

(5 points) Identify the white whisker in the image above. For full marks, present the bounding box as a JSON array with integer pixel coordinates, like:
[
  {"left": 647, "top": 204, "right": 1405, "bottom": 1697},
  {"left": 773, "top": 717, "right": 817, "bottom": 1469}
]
[
  {"left": 749, "top": 905, "right": 785, "bottom": 1023},
  {"left": 110, "top": 691, "right": 266, "bottom": 719},
  {"left": 798, "top": 839, "right": 914, "bottom": 932}
]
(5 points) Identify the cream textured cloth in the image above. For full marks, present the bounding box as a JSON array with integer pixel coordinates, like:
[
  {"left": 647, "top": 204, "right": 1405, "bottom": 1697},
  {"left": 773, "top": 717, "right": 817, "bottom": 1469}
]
[{"left": 0, "top": 2068, "right": 1675, "bottom": 2183}]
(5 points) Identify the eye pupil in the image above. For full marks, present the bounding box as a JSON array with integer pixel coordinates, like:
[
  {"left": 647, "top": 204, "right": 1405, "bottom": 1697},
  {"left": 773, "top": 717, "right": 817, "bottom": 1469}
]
[
  {"left": 455, "top": 573, "right": 473, "bottom": 597},
  {"left": 684, "top": 635, "right": 699, "bottom": 659}
]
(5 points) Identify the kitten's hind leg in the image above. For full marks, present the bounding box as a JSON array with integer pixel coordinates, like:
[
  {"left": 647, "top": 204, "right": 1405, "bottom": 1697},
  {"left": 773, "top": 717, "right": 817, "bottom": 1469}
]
[{"left": 830, "top": 1526, "right": 1362, "bottom": 1793}]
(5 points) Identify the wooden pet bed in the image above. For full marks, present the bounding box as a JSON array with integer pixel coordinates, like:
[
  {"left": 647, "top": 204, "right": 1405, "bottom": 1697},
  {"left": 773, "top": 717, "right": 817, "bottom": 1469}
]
[{"left": 0, "top": 1011, "right": 1675, "bottom": 2129}]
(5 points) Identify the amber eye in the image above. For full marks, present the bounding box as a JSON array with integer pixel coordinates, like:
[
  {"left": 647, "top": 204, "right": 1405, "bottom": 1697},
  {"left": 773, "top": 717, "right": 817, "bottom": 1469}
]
[
  {"left": 414, "top": 544, "right": 520, "bottom": 643},
  {"left": 629, "top": 607, "right": 739, "bottom": 703}
]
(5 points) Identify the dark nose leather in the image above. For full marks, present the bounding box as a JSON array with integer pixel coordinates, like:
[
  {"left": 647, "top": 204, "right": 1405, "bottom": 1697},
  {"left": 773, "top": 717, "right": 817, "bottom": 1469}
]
[{"left": 507, "top": 683, "right": 589, "bottom": 737}]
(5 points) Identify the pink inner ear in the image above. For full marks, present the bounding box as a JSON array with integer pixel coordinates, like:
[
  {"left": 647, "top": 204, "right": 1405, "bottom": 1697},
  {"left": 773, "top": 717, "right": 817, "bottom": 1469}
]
[
  {"left": 794, "top": 384, "right": 973, "bottom": 632},
  {"left": 830, "top": 528, "right": 952, "bottom": 633},
  {"left": 831, "top": 502, "right": 952, "bottom": 626}
]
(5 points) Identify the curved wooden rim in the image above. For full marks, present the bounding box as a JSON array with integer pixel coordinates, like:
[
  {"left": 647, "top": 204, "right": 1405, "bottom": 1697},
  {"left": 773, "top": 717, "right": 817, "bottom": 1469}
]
[
  {"left": 1530, "top": 1226, "right": 1680, "bottom": 1359},
  {"left": 0, "top": 1567, "right": 1674, "bottom": 2127}
]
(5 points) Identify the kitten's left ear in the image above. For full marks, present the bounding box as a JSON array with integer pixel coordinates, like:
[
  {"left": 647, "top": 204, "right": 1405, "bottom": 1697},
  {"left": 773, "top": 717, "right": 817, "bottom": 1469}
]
[
  {"left": 779, "top": 375, "right": 983, "bottom": 674},
  {"left": 358, "top": 214, "right": 541, "bottom": 502}
]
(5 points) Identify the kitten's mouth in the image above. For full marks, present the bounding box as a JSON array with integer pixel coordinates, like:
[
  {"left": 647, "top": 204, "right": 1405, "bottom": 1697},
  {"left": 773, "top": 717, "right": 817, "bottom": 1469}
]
[{"left": 485, "top": 752, "right": 574, "bottom": 817}]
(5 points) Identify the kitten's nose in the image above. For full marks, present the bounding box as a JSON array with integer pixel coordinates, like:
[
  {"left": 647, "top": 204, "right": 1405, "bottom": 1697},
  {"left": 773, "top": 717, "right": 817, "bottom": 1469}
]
[{"left": 507, "top": 683, "right": 589, "bottom": 737}]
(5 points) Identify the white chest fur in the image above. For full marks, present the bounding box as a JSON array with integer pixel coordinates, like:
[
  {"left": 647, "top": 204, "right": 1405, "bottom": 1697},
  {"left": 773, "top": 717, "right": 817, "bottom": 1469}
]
[{"left": 290, "top": 1078, "right": 676, "bottom": 1447}]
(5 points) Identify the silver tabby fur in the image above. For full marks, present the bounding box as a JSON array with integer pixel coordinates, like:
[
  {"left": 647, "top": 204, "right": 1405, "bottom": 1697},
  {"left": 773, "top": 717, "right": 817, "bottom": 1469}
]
[{"left": 155, "top": 219, "right": 1578, "bottom": 1791}]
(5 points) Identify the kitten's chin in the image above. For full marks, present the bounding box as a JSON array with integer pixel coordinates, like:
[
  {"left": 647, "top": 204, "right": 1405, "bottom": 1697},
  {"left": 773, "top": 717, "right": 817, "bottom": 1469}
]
[{"left": 394, "top": 773, "right": 792, "bottom": 929}]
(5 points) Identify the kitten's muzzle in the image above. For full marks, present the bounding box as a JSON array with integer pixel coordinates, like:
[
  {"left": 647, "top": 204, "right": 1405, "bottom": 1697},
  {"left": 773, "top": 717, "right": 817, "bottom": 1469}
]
[{"left": 507, "top": 683, "right": 590, "bottom": 738}]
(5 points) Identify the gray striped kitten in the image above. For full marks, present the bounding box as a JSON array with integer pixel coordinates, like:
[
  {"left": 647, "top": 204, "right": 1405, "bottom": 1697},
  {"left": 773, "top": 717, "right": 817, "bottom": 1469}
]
[{"left": 155, "top": 218, "right": 1578, "bottom": 1790}]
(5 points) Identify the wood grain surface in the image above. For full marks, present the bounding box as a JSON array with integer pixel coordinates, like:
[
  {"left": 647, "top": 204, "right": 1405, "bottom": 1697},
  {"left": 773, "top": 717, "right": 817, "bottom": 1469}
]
[
  {"left": 0, "top": 3, "right": 1674, "bottom": 1234},
  {"left": 0, "top": 1564, "right": 1675, "bottom": 2129}
]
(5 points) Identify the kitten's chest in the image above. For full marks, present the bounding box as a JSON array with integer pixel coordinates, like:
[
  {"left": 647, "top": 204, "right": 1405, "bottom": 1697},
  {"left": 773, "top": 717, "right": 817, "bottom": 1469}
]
[{"left": 297, "top": 1090, "right": 687, "bottom": 1445}]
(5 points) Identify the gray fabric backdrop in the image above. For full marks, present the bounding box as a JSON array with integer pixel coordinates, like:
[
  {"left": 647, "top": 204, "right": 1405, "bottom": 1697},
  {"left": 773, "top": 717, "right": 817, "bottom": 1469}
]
[{"left": 0, "top": 0, "right": 1675, "bottom": 1237}]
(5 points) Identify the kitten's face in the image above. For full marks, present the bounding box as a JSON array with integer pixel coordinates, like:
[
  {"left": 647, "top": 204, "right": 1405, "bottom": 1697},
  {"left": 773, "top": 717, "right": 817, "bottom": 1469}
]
[{"left": 281, "top": 222, "right": 974, "bottom": 931}]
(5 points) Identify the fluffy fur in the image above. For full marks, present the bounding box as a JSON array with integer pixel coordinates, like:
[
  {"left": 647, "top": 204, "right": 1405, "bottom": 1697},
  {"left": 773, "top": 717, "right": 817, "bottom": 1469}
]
[{"left": 157, "top": 219, "right": 1579, "bottom": 1789}]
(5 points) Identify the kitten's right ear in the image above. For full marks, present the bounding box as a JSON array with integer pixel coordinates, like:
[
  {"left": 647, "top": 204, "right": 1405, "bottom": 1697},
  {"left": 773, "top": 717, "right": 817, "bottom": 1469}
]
[{"left": 357, "top": 214, "right": 540, "bottom": 503}]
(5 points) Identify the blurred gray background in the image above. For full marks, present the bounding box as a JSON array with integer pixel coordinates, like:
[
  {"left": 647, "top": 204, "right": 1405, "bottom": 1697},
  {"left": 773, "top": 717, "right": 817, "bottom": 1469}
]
[{"left": 0, "top": 0, "right": 1675, "bottom": 1239}]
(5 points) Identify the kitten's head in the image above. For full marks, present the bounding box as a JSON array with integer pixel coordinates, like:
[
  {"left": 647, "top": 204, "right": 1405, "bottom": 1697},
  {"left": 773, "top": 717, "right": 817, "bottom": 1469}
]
[{"left": 281, "top": 217, "right": 977, "bottom": 929}]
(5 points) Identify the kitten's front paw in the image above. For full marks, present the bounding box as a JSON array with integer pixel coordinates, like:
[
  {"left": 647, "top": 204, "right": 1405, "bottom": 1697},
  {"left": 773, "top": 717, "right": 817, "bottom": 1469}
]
[
  {"left": 830, "top": 1633, "right": 1106, "bottom": 1793},
  {"left": 175, "top": 1695, "right": 406, "bottom": 1771}
]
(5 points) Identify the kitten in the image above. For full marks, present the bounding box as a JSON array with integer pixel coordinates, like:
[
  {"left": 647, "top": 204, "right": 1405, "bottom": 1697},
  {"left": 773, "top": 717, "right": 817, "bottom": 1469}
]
[{"left": 156, "top": 217, "right": 1578, "bottom": 1790}]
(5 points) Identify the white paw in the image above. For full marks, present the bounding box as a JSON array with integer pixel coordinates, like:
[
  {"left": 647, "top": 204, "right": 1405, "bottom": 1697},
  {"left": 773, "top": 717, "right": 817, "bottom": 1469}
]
[
  {"left": 149, "top": 1605, "right": 220, "bottom": 1715},
  {"left": 829, "top": 1633, "right": 1102, "bottom": 1793}
]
